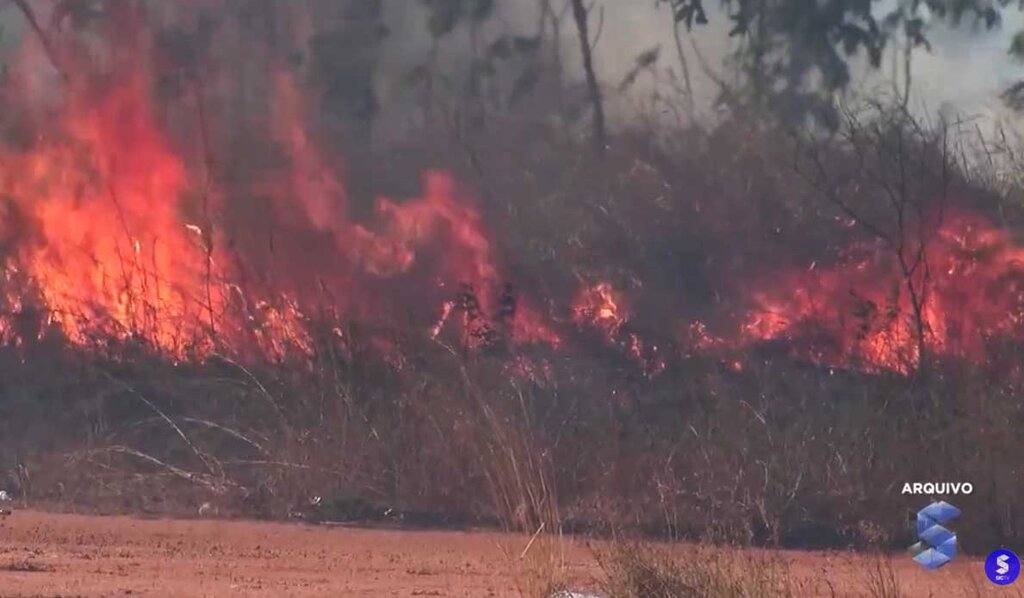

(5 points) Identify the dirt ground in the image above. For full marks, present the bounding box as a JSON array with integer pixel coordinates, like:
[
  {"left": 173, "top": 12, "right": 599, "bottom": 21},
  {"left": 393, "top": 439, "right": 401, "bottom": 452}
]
[{"left": 0, "top": 509, "right": 1011, "bottom": 597}]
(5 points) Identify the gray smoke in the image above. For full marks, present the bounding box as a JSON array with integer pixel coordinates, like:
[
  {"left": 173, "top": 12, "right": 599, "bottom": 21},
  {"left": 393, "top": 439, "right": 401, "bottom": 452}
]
[{"left": 0, "top": 0, "right": 1020, "bottom": 139}]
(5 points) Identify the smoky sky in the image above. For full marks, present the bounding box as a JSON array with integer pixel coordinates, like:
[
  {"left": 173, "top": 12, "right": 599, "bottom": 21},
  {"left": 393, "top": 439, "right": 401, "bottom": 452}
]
[{"left": 0, "top": 0, "right": 1021, "bottom": 139}]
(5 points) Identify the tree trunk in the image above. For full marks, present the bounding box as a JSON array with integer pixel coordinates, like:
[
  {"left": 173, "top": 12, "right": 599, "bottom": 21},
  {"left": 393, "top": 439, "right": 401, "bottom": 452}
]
[{"left": 569, "top": 0, "right": 607, "bottom": 155}]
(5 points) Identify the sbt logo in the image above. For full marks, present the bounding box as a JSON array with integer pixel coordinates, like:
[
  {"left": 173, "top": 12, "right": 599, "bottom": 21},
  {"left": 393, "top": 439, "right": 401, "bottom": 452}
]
[
  {"left": 985, "top": 549, "right": 1021, "bottom": 586},
  {"left": 910, "top": 501, "right": 960, "bottom": 569},
  {"left": 901, "top": 482, "right": 974, "bottom": 495}
]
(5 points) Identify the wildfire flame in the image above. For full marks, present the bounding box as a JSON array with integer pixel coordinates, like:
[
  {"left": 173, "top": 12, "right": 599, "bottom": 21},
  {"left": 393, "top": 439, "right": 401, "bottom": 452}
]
[
  {"left": 3, "top": 5, "right": 1024, "bottom": 379},
  {"left": 0, "top": 9, "right": 559, "bottom": 360},
  {"left": 736, "top": 212, "right": 1024, "bottom": 372},
  {"left": 572, "top": 282, "right": 627, "bottom": 338},
  {"left": 0, "top": 63, "right": 225, "bottom": 355},
  {"left": 573, "top": 282, "right": 664, "bottom": 374}
]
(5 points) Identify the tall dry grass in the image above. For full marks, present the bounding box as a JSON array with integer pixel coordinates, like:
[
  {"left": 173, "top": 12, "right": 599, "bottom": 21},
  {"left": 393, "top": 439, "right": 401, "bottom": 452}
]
[{"left": 597, "top": 541, "right": 798, "bottom": 598}]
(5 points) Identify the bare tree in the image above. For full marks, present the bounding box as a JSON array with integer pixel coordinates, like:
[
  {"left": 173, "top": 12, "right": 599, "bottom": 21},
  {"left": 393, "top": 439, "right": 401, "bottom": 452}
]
[
  {"left": 569, "top": 0, "right": 607, "bottom": 154},
  {"left": 790, "top": 104, "right": 954, "bottom": 378},
  {"left": 8, "top": 0, "right": 67, "bottom": 81}
]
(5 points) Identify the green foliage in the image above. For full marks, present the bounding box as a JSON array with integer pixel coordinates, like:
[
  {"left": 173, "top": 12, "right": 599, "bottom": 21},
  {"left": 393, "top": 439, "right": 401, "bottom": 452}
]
[
  {"left": 660, "top": 0, "right": 710, "bottom": 30},
  {"left": 659, "top": 0, "right": 1018, "bottom": 125},
  {"left": 662, "top": 0, "right": 884, "bottom": 128}
]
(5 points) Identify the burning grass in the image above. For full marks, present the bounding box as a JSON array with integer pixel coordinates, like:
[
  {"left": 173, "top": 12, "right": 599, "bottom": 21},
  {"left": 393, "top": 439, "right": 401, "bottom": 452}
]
[
  {"left": 3, "top": 0, "right": 1024, "bottom": 559},
  {"left": 735, "top": 210, "right": 1024, "bottom": 374}
]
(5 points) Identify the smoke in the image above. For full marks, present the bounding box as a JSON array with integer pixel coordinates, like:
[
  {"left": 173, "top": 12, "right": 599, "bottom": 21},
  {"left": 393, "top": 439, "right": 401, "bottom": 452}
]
[
  {"left": 1, "top": 0, "right": 1019, "bottom": 141},
  {"left": 491, "top": 1, "right": 1022, "bottom": 127}
]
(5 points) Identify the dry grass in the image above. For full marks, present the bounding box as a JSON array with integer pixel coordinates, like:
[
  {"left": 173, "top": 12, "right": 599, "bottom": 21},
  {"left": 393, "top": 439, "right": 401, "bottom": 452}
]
[
  {"left": 860, "top": 554, "right": 902, "bottom": 598},
  {"left": 592, "top": 543, "right": 1024, "bottom": 598},
  {"left": 505, "top": 526, "right": 569, "bottom": 598},
  {"left": 595, "top": 541, "right": 798, "bottom": 598},
  {"left": 472, "top": 378, "right": 570, "bottom": 597}
]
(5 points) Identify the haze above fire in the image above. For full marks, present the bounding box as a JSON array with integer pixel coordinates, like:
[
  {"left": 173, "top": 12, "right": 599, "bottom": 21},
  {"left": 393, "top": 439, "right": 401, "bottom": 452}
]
[{"left": 1, "top": 1, "right": 1020, "bottom": 144}]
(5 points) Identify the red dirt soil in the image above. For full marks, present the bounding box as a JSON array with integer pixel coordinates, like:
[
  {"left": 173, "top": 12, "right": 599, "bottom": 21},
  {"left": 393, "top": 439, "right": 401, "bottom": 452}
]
[{"left": 0, "top": 510, "right": 1007, "bottom": 597}]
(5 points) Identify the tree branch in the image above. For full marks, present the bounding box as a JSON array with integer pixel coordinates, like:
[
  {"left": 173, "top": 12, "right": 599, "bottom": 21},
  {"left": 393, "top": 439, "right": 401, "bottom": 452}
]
[
  {"left": 570, "top": 0, "right": 607, "bottom": 154},
  {"left": 8, "top": 0, "right": 68, "bottom": 83}
]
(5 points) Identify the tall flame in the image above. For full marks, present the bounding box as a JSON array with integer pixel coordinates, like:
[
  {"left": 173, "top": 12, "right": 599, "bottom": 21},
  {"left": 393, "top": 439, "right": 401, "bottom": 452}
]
[
  {"left": 0, "top": 17, "right": 559, "bottom": 359},
  {"left": 0, "top": 52, "right": 227, "bottom": 355}
]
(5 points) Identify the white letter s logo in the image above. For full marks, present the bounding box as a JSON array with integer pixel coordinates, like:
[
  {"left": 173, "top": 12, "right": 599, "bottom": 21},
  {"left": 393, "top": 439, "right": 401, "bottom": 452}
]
[{"left": 997, "top": 555, "right": 1011, "bottom": 575}]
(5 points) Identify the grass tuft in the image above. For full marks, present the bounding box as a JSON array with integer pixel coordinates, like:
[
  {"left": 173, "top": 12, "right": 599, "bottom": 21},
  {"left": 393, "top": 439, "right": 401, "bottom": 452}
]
[{"left": 597, "top": 541, "right": 796, "bottom": 598}]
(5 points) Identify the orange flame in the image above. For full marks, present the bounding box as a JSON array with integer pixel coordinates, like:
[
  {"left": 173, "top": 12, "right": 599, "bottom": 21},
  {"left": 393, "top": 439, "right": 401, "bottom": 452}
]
[
  {"left": 573, "top": 282, "right": 664, "bottom": 374},
  {"left": 0, "top": 22, "right": 559, "bottom": 359},
  {"left": 573, "top": 282, "right": 627, "bottom": 338},
  {"left": 0, "top": 58, "right": 228, "bottom": 355},
  {"left": 737, "top": 212, "right": 1024, "bottom": 372}
]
